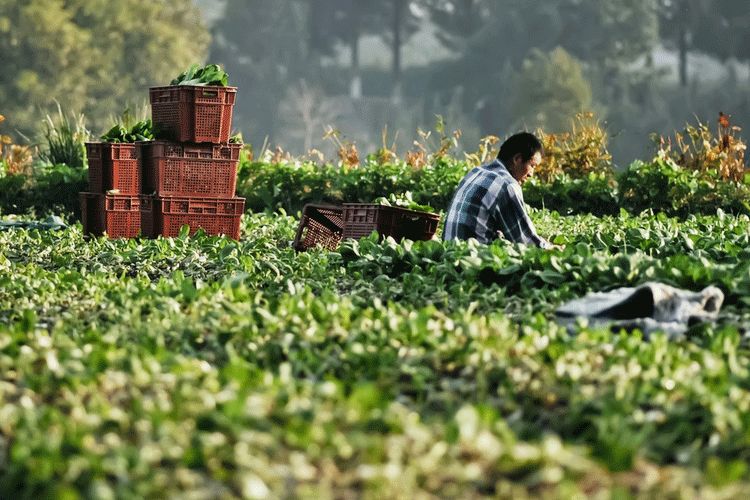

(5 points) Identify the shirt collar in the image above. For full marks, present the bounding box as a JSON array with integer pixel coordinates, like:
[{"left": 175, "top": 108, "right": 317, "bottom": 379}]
[
  {"left": 485, "top": 158, "right": 504, "bottom": 170},
  {"left": 487, "top": 158, "right": 511, "bottom": 174},
  {"left": 487, "top": 159, "right": 519, "bottom": 184}
]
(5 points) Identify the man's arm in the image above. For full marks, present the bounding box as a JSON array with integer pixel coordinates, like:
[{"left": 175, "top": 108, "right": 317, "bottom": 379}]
[{"left": 495, "top": 183, "right": 554, "bottom": 249}]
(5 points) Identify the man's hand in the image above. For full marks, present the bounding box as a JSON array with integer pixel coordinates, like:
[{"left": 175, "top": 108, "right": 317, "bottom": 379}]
[{"left": 542, "top": 239, "right": 565, "bottom": 251}]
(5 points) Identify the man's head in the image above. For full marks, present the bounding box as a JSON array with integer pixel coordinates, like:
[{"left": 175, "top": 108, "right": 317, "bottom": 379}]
[{"left": 497, "top": 132, "right": 543, "bottom": 184}]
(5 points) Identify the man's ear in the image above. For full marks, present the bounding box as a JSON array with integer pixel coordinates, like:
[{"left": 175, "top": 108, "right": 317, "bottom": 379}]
[{"left": 512, "top": 153, "right": 523, "bottom": 167}]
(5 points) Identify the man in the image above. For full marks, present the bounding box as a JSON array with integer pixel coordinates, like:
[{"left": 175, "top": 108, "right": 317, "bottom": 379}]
[{"left": 443, "top": 132, "right": 558, "bottom": 249}]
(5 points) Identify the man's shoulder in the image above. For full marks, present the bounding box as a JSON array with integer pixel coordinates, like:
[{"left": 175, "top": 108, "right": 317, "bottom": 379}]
[
  {"left": 452, "top": 165, "right": 516, "bottom": 212},
  {"left": 464, "top": 161, "right": 513, "bottom": 188},
  {"left": 480, "top": 169, "right": 517, "bottom": 201}
]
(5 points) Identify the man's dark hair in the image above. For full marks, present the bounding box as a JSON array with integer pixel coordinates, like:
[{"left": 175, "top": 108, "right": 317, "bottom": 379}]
[{"left": 497, "top": 132, "right": 543, "bottom": 164}]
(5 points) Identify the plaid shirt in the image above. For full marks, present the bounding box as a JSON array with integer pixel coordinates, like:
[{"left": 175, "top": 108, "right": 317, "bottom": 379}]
[{"left": 443, "top": 159, "right": 552, "bottom": 248}]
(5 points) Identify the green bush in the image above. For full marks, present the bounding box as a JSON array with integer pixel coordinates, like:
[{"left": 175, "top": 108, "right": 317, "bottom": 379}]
[
  {"left": 237, "top": 160, "right": 341, "bottom": 213},
  {"left": 0, "top": 166, "right": 86, "bottom": 217},
  {"left": 236, "top": 155, "right": 750, "bottom": 219},
  {"left": 2, "top": 152, "right": 748, "bottom": 220},
  {"left": 0, "top": 175, "right": 28, "bottom": 214},
  {"left": 525, "top": 173, "right": 619, "bottom": 216},
  {"left": 236, "top": 156, "right": 470, "bottom": 215},
  {"left": 619, "top": 159, "right": 750, "bottom": 217},
  {"left": 410, "top": 156, "right": 471, "bottom": 210}
]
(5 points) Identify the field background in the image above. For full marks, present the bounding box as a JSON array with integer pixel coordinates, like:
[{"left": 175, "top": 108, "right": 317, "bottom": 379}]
[{"left": 3, "top": 0, "right": 750, "bottom": 497}]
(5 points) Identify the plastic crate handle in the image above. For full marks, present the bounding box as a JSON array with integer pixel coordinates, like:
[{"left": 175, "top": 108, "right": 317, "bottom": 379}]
[
  {"left": 86, "top": 144, "right": 101, "bottom": 158},
  {"left": 106, "top": 197, "right": 138, "bottom": 211},
  {"left": 184, "top": 147, "right": 212, "bottom": 159},
  {"left": 202, "top": 90, "right": 218, "bottom": 98},
  {"left": 215, "top": 145, "right": 233, "bottom": 159},
  {"left": 111, "top": 145, "right": 135, "bottom": 160},
  {"left": 188, "top": 200, "right": 219, "bottom": 212}
]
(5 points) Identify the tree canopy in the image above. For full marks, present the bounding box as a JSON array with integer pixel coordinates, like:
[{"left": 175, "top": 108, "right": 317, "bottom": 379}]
[
  {"left": 512, "top": 47, "right": 593, "bottom": 132},
  {"left": 0, "top": 0, "right": 209, "bottom": 137}
]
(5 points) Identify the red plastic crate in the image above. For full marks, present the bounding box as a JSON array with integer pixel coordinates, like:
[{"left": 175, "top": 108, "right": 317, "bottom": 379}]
[
  {"left": 85, "top": 142, "right": 140, "bottom": 193},
  {"left": 79, "top": 192, "right": 145, "bottom": 239},
  {"left": 150, "top": 85, "right": 237, "bottom": 143},
  {"left": 293, "top": 204, "right": 344, "bottom": 251},
  {"left": 140, "top": 195, "right": 154, "bottom": 239},
  {"left": 144, "top": 196, "right": 245, "bottom": 240},
  {"left": 342, "top": 204, "right": 441, "bottom": 242},
  {"left": 139, "top": 141, "right": 241, "bottom": 197}
]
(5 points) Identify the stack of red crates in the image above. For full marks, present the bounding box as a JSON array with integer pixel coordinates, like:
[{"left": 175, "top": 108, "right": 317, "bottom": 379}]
[
  {"left": 80, "top": 142, "right": 144, "bottom": 238},
  {"left": 80, "top": 84, "right": 245, "bottom": 240},
  {"left": 141, "top": 84, "right": 244, "bottom": 240},
  {"left": 142, "top": 84, "right": 244, "bottom": 240}
]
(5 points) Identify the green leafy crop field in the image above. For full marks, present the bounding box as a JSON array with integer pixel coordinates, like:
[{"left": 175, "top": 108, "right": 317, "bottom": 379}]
[{"left": 2, "top": 210, "right": 750, "bottom": 498}]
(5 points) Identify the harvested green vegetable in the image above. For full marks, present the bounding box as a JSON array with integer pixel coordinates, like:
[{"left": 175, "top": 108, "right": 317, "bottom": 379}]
[
  {"left": 100, "top": 119, "right": 154, "bottom": 143},
  {"left": 374, "top": 191, "right": 435, "bottom": 213},
  {"left": 170, "top": 63, "right": 229, "bottom": 86}
]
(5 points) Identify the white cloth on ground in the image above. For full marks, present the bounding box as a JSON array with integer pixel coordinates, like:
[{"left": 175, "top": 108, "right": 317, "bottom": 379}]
[{"left": 555, "top": 282, "right": 724, "bottom": 339}]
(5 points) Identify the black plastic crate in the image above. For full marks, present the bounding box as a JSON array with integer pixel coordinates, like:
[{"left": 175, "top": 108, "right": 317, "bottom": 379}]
[
  {"left": 293, "top": 204, "right": 344, "bottom": 251},
  {"left": 342, "top": 204, "right": 440, "bottom": 242}
]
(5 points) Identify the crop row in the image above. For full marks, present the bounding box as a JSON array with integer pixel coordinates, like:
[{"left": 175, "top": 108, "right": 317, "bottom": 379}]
[{"left": 1, "top": 211, "right": 750, "bottom": 496}]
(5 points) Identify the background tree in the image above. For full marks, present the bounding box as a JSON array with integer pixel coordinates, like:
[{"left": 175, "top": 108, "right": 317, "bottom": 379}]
[
  {"left": 421, "top": 0, "right": 492, "bottom": 53},
  {"left": 511, "top": 47, "right": 593, "bottom": 132},
  {"left": 377, "top": 0, "right": 422, "bottom": 101},
  {"left": 306, "top": 0, "right": 385, "bottom": 98},
  {"left": 0, "top": 0, "right": 209, "bottom": 138},
  {"left": 470, "top": 0, "right": 659, "bottom": 92},
  {"left": 210, "top": 0, "right": 309, "bottom": 146},
  {"left": 657, "top": 0, "right": 707, "bottom": 87},
  {"left": 204, "top": 0, "right": 748, "bottom": 165},
  {"left": 422, "top": 0, "right": 573, "bottom": 137},
  {"left": 421, "top": 0, "right": 659, "bottom": 140},
  {"left": 659, "top": 0, "right": 750, "bottom": 84},
  {"left": 278, "top": 80, "right": 344, "bottom": 151},
  {"left": 556, "top": 0, "right": 659, "bottom": 68},
  {"left": 0, "top": 0, "right": 92, "bottom": 137},
  {"left": 391, "top": 0, "right": 412, "bottom": 100},
  {"left": 695, "top": 0, "right": 750, "bottom": 65}
]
